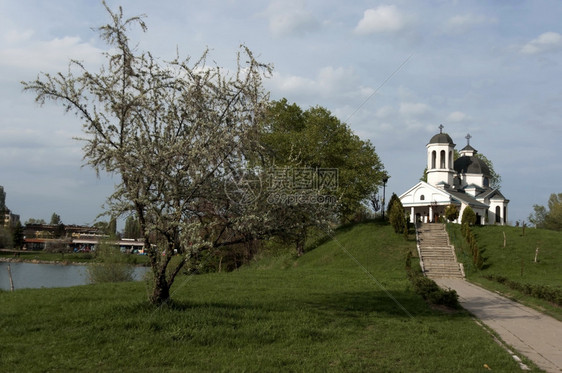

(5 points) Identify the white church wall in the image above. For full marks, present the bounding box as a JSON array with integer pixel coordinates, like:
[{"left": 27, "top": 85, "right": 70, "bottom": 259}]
[
  {"left": 463, "top": 173, "right": 485, "bottom": 189},
  {"left": 488, "top": 199, "right": 508, "bottom": 225},
  {"left": 413, "top": 187, "right": 429, "bottom": 203}
]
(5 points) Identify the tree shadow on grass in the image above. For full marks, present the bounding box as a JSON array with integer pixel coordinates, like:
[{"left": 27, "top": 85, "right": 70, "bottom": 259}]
[
  {"left": 479, "top": 247, "right": 491, "bottom": 270},
  {"left": 335, "top": 219, "right": 387, "bottom": 234},
  {"left": 110, "top": 289, "right": 471, "bottom": 327},
  {"left": 112, "top": 298, "right": 254, "bottom": 315},
  {"left": 304, "top": 290, "right": 471, "bottom": 320}
]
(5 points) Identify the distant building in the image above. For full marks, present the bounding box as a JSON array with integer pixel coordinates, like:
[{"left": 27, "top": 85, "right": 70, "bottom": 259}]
[
  {"left": 399, "top": 126, "right": 509, "bottom": 225},
  {"left": 23, "top": 224, "right": 144, "bottom": 252},
  {"left": 0, "top": 185, "right": 20, "bottom": 228}
]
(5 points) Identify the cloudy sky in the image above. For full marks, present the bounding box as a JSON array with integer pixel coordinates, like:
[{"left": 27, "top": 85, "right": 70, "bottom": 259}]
[{"left": 1, "top": 0, "right": 561, "bottom": 227}]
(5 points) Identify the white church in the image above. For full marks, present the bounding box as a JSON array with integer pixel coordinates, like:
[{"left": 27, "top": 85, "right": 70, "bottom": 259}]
[{"left": 399, "top": 125, "right": 509, "bottom": 225}]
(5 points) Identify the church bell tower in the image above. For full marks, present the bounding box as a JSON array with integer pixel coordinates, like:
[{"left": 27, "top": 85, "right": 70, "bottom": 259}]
[{"left": 426, "top": 125, "right": 456, "bottom": 187}]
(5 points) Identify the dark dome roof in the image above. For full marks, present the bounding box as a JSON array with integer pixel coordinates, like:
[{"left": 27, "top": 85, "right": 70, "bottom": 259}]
[
  {"left": 454, "top": 156, "right": 490, "bottom": 176},
  {"left": 429, "top": 133, "right": 455, "bottom": 145}
]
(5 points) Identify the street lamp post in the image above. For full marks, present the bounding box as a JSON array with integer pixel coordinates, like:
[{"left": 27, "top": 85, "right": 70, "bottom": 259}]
[{"left": 381, "top": 176, "right": 389, "bottom": 220}]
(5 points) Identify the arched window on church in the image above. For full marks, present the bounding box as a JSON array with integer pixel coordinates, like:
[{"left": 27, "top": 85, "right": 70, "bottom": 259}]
[
  {"left": 483, "top": 177, "right": 489, "bottom": 187},
  {"left": 449, "top": 151, "right": 453, "bottom": 170},
  {"left": 495, "top": 206, "right": 501, "bottom": 223},
  {"left": 440, "top": 150, "right": 446, "bottom": 169},
  {"left": 431, "top": 151, "right": 436, "bottom": 169},
  {"left": 420, "top": 195, "right": 425, "bottom": 201},
  {"left": 503, "top": 206, "right": 507, "bottom": 224}
]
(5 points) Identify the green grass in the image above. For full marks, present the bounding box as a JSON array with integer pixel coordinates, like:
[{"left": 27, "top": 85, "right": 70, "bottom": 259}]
[
  {"left": 449, "top": 223, "right": 562, "bottom": 319},
  {"left": 0, "top": 222, "right": 538, "bottom": 372}
]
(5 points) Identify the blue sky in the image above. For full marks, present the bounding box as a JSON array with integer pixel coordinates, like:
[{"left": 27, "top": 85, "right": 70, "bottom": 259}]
[{"left": 1, "top": 0, "right": 561, "bottom": 227}]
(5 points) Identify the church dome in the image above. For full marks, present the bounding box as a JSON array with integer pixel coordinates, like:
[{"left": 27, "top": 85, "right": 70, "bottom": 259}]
[
  {"left": 454, "top": 155, "right": 490, "bottom": 176},
  {"left": 429, "top": 132, "right": 455, "bottom": 145}
]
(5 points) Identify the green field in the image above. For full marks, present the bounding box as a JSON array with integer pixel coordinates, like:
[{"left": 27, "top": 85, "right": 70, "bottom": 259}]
[
  {"left": 449, "top": 223, "right": 562, "bottom": 319},
  {"left": 1, "top": 222, "right": 537, "bottom": 372}
]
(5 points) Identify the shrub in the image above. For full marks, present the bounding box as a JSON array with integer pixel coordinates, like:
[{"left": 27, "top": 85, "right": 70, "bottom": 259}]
[
  {"left": 88, "top": 242, "right": 133, "bottom": 283},
  {"left": 444, "top": 204, "right": 459, "bottom": 222},
  {"left": 406, "top": 253, "right": 460, "bottom": 308},
  {"left": 389, "top": 199, "right": 406, "bottom": 234},
  {"left": 461, "top": 206, "right": 476, "bottom": 226}
]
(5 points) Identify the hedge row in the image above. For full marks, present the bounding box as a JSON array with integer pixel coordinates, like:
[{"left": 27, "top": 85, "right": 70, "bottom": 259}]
[
  {"left": 460, "top": 222, "right": 484, "bottom": 270},
  {"left": 406, "top": 251, "right": 460, "bottom": 309},
  {"left": 484, "top": 274, "right": 562, "bottom": 307}
]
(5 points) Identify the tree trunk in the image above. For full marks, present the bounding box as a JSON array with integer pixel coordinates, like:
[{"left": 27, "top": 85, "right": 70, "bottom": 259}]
[
  {"left": 150, "top": 270, "right": 170, "bottom": 306},
  {"left": 295, "top": 226, "right": 307, "bottom": 257},
  {"left": 295, "top": 235, "right": 305, "bottom": 257}
]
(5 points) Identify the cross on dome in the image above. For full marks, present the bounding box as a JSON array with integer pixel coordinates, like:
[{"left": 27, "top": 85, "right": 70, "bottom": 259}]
[
  {"left": 465, "top": 133, "right": 472, "bottom": 145},
  {"left": 439, "top": 124, "right": 444, "bottom": 134}
]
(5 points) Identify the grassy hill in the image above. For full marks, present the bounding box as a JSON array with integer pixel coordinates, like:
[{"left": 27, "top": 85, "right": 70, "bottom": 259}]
[
  {"left": 449, "top": 224, "right": 562, "bottom": 319},
  {"left": 0, "top": 221, "right": 537, "bottom": 372}
]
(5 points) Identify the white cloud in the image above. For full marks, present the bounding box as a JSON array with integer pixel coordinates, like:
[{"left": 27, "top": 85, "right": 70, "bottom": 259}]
[
  {"left": 264, "top": 0, "right": 319, "bottom": 37},
  {"left": 447, "top": 111, "right": 470, "bottom": 123},
  {"left": 317, "top": 66, "right": 356, "bottom": 91},
  {"left": 354, "top": 5, "right": 406, "bottom": 35},
  {"left": 399, "top": 102, "right": 430, "bottom": 117},
  {"left": 375, "top": 105, "right": 394, "bottom": 119},
  {"left": 3, "top": 29, "right": 35, "bottom": 44},
  {"left": 269, "top": 66, "right": 364, "bottom": 99},
  {"left": 0, "top": 35, "right": 103, "bottom": 71},
  {"left": 520, "top": 31, "right": 562, "bottom": 54},
  {"left": 445, "top": 14, "right": 496, "bottom": 33}
]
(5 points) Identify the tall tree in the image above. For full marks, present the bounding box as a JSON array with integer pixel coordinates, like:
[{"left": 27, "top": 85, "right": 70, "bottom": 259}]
[
  {"left": 50, "top": 213, "right": 62, "bottom": 225},
  {"left": 23, "top": 3, "right": 272, "bottom": 305},
  {"left": 386, "top": 193, "right": 401, "bottom": 218},
  {"left": 93, "top": 219, "right": 117, "bottom": 236},
  {"left": 0, "top": 186, "right": 6, "bottom": 212},
  {"left": 0, "top": 226, "right": 12, "bottom": 248},
  {"left": 528, "top": 205, "right": 548, "bottom": 228},
  {"left": 123, "top": 216, "right": 142, "bottom": 239},
  {"left": 545, "top": 193, "right": 562, "bottom": 231},
  {"left": 261, "top": 99, "right": 386, "bottom": 220},
  {"left": 389, "top": 197, "right": 406, "bottom": 234},
  {"left": 107, "top": 217, "right": 117, "bottom": 236},
  {"left": 529, "top": 193, "right": 562, "bottom": 231},
  {"left": 258, "top": 99, "right": 386, "bottom": 254},
  {"left": 11, "top": 221, "right": 24, "bottom": 249}
]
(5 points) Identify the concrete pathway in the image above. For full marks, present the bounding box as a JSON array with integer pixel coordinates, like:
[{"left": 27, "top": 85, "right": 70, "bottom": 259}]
[{"left": 435, "top": 278, "right": 562, "bottom": 373}]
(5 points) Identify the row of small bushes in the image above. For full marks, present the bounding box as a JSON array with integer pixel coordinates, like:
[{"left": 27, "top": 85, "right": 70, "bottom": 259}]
[
  {"left": 460, "top": 207, "right": 484, "bottom": 270},
  {"left": 405, "top": 251, "right": 460, "bottom": 308},
  {"left": 484, "top": 274, "right": 562, "bottom": 307}
]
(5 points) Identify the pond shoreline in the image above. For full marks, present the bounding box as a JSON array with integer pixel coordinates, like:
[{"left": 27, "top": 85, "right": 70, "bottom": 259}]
[
  {"left": 0, "top": 257, "right": 87, "bottom": 266},
  {"left": 0, "top": 257, "right": 150, "bottom": 267}
]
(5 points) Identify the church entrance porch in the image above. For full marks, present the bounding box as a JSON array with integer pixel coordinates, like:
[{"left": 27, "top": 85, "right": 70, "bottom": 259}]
[{"left": 409, "top": 204, "right": 448, "bottom": 224}]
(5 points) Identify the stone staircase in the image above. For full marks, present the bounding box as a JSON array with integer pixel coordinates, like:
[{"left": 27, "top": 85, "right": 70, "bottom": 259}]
[{"left": 416, "top": 223, "right": 464, "bottom": 279}]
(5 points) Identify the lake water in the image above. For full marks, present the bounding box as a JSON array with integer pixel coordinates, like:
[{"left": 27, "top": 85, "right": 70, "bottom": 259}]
[{"left": 0, "top": 262, "right": 149, "bottom": 291}]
